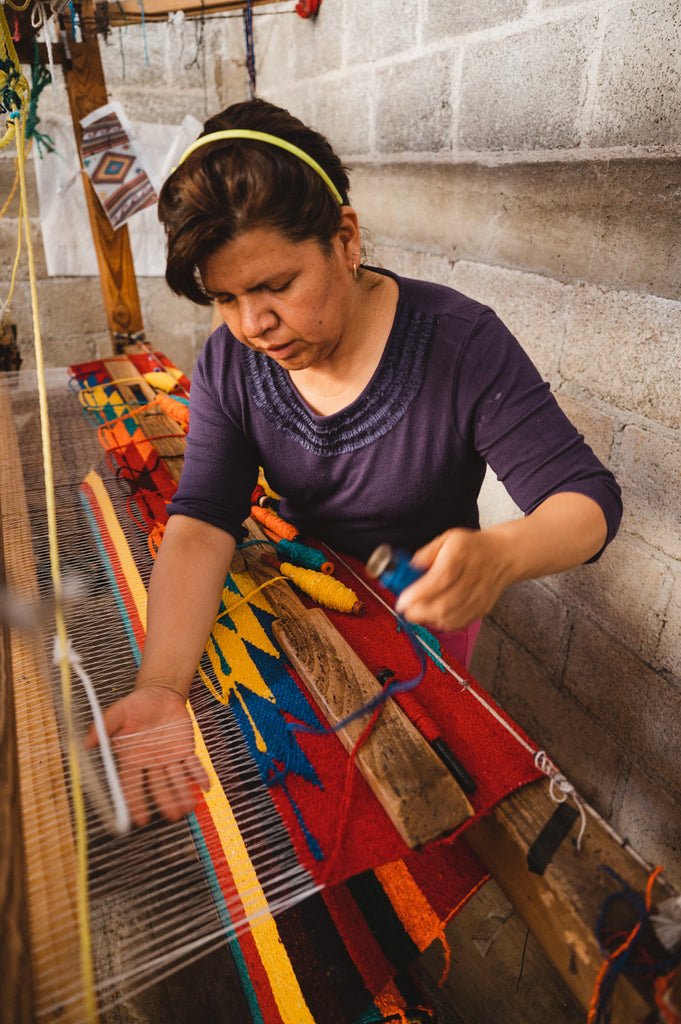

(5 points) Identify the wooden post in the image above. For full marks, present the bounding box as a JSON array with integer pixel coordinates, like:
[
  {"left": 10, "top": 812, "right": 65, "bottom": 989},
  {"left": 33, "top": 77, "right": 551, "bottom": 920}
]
[{"left": 61, "top": 0, "right": 145, "bottom": 353}]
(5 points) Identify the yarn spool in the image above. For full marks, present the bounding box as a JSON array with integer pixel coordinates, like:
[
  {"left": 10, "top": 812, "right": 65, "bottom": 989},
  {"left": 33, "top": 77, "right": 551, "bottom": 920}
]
[
  {"left": 250, "top": 504, "right": 300, "bottom": 543},
  {"left": 366, "top": 544, "right": 424, "bottom": 597},
  {"left": 275, "top": 538, "right": 333, "bottom": 575},
  {"left": 278, "top": 561, "right": 363, "bottom": 615}
]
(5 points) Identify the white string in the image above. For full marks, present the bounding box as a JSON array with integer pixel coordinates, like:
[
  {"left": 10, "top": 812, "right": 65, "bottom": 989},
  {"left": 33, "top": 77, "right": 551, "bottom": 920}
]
[
  {"left": 533, "top": 749, "right": 588, "bottom": 851},
  {"left": 54, "top": 635, "right": 131, "bottom": 835}
]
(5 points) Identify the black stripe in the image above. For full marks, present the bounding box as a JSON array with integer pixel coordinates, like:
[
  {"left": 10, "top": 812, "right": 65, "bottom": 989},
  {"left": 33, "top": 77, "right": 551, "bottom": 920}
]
[
  {"left": 346, "top": 870, "right": 420, "bottom": 971},
  {"left": 527, "top": 802, "right": 580, "bottom": 875},
  {"left": 276, "top": 891, "right": 373, "bottom": 1022}
]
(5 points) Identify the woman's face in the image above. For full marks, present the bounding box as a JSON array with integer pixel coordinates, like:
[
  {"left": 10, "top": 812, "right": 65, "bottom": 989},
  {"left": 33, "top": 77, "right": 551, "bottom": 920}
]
[{"left": 199, "top": 220, "right": 357, "bottom": 372}]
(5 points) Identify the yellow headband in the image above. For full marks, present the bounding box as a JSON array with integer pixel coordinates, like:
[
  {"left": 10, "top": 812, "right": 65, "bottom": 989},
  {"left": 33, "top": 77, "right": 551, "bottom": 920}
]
[{"left": 175, "top": 129, "right": 345, "bottom": 206}]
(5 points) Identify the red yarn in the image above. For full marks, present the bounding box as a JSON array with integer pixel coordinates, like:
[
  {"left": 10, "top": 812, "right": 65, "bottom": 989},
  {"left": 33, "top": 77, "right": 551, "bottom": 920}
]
[{"left": 296, "top": 0, "right": 322, "bottom": 18}]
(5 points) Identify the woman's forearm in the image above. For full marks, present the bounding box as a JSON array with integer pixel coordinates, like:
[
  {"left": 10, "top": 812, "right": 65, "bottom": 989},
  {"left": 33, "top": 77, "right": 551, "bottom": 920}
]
[
  {"left": 397, "top": 491, "right": 609, "bottom": 631},
  {"left": 486, "top": 491, "right": 608, "bottom": 586},
  {"left": 136, "top": 514, "right": 236, "bottom": 699}
]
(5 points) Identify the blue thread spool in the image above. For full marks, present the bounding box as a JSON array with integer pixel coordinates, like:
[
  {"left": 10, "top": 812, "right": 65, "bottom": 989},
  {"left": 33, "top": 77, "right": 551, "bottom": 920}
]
[{"left": 366, "top": 544, "right": 423, "bottom": 597}]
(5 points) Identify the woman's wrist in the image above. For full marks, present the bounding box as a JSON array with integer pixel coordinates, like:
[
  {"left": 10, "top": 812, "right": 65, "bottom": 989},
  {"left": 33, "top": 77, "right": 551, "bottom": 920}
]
[{"left": 133, "top": 676, "right": 192, "bottom": 701}]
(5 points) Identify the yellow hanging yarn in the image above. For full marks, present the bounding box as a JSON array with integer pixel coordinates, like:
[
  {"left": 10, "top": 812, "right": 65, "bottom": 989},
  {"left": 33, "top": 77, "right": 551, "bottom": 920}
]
[{"left": 278, "top": 562, "right": 363, "bottom": 615}]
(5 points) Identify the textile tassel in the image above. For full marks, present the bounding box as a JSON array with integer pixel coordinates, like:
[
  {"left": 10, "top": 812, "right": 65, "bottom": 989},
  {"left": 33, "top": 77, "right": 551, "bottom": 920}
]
[
  {"left": 278, "top": 561, "right": 363, "bottom": 615},
  {"left": 588, "top": 865, "right": 666, "bottom": 1024}
]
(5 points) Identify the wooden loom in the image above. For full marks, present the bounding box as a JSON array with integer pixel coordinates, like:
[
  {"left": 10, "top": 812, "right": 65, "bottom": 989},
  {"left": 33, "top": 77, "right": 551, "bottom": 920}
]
[
  {"left": 3, "top": 10, "right": 681, "bottom": 1023},
  {"left": 1, "top": 357, "right": 680, "bottom": 1024}
]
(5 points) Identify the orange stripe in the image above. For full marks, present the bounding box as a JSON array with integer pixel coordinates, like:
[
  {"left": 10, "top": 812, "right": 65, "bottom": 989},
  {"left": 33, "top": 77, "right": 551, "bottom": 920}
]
[{"left": 373, "top": 860, "right": 442, "bottom": 951}]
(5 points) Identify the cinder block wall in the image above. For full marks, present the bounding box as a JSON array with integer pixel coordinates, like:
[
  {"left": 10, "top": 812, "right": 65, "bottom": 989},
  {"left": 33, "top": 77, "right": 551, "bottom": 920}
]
[
  {"left": 237, "top": 0, "right": 680, "bottom": 879},
  {"left": 2, "top": 0, "right": 678, "bottom": 879}
]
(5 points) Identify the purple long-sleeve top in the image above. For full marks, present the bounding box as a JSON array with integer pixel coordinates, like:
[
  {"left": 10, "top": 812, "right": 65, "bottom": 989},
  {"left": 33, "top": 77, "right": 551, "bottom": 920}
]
[{"left": 168, "top": 271, "right": 622, "bottom": 561}]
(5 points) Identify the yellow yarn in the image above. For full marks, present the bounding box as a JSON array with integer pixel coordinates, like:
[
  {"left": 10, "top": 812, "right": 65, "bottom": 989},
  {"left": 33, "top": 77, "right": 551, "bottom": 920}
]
[
  {"left": 142, "top": 370, "right": 181, "bottom": 392},
  {"left": 278, "top": 562, "right": 360, "bottom": 614}
]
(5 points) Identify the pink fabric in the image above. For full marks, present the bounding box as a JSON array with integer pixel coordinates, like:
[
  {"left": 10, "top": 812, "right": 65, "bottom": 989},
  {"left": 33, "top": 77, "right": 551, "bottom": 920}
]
[{"left": 431, "top": 618, "right": 482, "bottom": 670}]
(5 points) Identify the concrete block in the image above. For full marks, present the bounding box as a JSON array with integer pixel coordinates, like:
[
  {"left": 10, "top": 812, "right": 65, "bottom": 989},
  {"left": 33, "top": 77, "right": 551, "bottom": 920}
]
[
  {"left": 0, "top": 218, "right": 47, "bottom": 279},
  {"left": 450, "top": 262, "right": 567, "bottom": 382},
  {"left": 656, "top": 567, "right": 681, "bottom": 678},
  {"left": 345, "top": 0, "right": 417, "bottom": 64},
  {"left": 613, "top": 765, "right": 681, "bottom": 887},
  {"left": 469, "top": 617, "right": 503, "bottom": 691},
  {"left": 34, "top": 279, "right": 111, "bottom": 338},
  {"left": 477, "top": 467, "right": 522, "bottom": 528},
  {"left": 375, "top": 52, "right": 455, "bottom": 153},
  {"left": 612, "top": 424, "right": 681, "bottom": 560},
  {"left": 351, "top": 158, "right": 681, "bottom": 300},
  {"left": 488, "top": 578, "right": 570, "bottom": 674},
  {"left": 586, "top": 0, "right": 681, "bottom": 148},
  {"left": 311, "top": 69, "right": 375, "bottom": 156},
  {"left": 476, "top": 632, "right": 627, "bottom": 817},
  {"left": 554, "top": 392, "right": 616, "bottom": 467},
  {"left": 252, "top": 9, "right": 296, "bottom": 93},
  {"left": 561, "top": 285, "right": 681, "bottom": 429},
  {"left": 0, "top": 153, "right": 38, "bottom": 214},
  {"left": 290, "top": 0, "right": 344, "bottom": 80},
  {"left": 260, "top": 84, "right": 315, "bottom": 133},
  {"left": 551, "top": 537, "right": 672, "bottom": 663},
  {"left": 368, "top": 241, "right": 457, "bottom": 287},
  {"left": 17, "top": 329, "right": 107, "bottom": 372},
  {"left": 139, "top": 279, "right": 213, "bottom": 374},
  {"left": 7, "top": 279, "right": 109, "bottom": 368},
  {"left": 564, "top": 615, "right": 681, "bottom": 795},
  {"left": 423, "top": 0, "right": 528, "bottom": 41},
  {"left": 459, "top": 14, "right": 597, "bottom": 151}
]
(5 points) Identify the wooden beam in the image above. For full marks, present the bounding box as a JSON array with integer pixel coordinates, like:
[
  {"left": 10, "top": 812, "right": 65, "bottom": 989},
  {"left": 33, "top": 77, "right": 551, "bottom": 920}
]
[
  {"left": 61, "top": 1, "right": 145, "bottom": 353},
  {"left": 109, "top": 0, "right": 281, "bottom": 25},
  {"left": 466, "top": 778, "right": 673, "bottom": 1018}
]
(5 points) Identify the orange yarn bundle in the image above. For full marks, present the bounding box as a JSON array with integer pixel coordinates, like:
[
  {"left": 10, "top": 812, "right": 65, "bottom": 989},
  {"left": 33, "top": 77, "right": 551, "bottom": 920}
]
[
  {"left": 250, "top": 504, "right": 300, "bottom": 543},
  {"left": 153, "top": 392, "right": 190, "bottom": 429}
]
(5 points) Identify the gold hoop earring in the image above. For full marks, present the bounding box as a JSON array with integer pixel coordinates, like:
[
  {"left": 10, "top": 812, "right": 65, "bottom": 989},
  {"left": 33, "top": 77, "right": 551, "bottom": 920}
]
[{"left": 352, "top": 259, "right": 359, "bottom": 281}]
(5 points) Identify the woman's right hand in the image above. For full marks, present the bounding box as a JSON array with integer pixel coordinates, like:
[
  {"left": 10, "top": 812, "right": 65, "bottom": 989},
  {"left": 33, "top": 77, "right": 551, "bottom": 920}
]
[{"left": 84, "top": 684, "right": 210, "bottom": 827}]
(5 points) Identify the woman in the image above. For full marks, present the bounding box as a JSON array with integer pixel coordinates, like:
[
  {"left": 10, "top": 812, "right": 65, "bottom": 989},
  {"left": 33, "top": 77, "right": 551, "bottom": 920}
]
[{"left": 86, "top": 99, "right": 621, "bottom": 826}]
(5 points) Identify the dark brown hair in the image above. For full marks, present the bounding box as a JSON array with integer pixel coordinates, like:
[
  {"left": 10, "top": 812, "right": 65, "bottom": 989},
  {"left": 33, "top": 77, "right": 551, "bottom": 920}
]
[{"left": 158, "top": 99, "right": 351, "bottom": 305}]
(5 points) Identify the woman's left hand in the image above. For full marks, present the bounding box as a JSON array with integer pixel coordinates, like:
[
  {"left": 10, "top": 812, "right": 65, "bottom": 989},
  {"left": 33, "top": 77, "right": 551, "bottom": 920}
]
[
  {"left": 394, "top": 527, "right": 512, "bottom": 632},
  {"left": 394, "top": 492, "right": 608, "bottom": 632}
]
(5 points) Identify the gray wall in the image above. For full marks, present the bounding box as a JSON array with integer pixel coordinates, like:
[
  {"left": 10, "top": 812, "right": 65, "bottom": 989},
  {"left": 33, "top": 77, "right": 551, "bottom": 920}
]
[{"left": 3, "top": 0, "right": 679, "bottom": 880}]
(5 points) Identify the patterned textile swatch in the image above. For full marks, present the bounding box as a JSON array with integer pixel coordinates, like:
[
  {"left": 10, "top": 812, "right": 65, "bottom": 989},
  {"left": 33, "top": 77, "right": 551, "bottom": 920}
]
[{"left": 80, "top": 102, "right": 157, "bottom": 228}]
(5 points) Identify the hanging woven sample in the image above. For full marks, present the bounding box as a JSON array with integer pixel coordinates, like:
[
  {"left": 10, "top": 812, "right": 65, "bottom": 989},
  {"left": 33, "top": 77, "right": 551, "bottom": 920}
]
[{"left": 80, "top": 102, "right": 158, "bottom": 229}]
